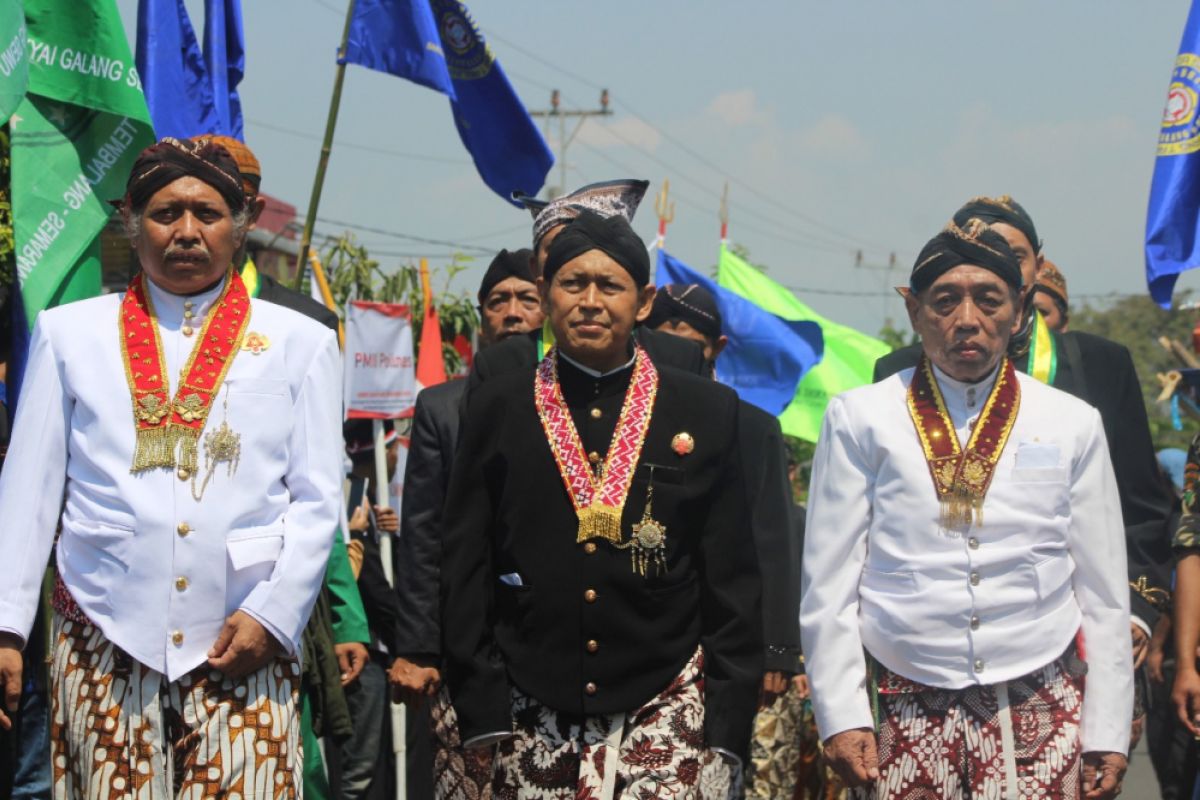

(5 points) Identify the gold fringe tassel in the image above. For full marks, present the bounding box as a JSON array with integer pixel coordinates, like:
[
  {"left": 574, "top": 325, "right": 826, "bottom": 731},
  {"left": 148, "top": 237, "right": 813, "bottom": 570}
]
[
  {"left": 131, "top": 426, "right": 201, "bottom": 475},
  {"left": 939, "top": 490, "right": 984, "bottom": 530},
  {"left": 576, "top": 503, "right": 624, "bottom": 545}
]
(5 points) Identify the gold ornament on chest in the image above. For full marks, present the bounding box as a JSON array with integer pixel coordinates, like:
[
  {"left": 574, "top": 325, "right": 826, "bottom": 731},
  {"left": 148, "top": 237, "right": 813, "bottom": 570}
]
[{"left": 615, "top": 466, "right": 668, "bottom": 576}]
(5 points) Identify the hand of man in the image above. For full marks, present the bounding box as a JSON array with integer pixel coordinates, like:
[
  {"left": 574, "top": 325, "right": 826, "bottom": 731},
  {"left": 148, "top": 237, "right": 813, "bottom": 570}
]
[
  {"left": 0, "top": 632, "right": 23, "bottom": 732},
  {"left": 348, "top": 500, "right": 370, "bottom": 533},
  {"left": 388, "top": 657, "right": 440, "bottom": 705},
  {"left": 823, "top": 728, "right": 879, "bottom": 786},
  {"left": 207, "top": 611, "right": 283, "bottom": 679},
  {"left": 792, "top": 673, "right": 810, "bottom": 700},
  {"left": 335, "top": 642, "right": 370, "bottom": 687},
  {"left": 760, "top": 671, "right": 788, "bottom": 706},
  {"left": 1173, "top": 668, "right": 1200, "bottom": 735},
  {"left": 374, "top": 505, "right": 399, "bottom": 534},
  {"left": 1131, "top": 624, "right": 1150, "bottom": 669},
  {"left": 1081, "top": 751, "right": 1126, "bottom": 799}
]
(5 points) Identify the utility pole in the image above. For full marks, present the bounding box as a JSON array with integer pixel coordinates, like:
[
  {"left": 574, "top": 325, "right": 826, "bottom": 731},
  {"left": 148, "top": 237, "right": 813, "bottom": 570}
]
[
  {"left": 529, "top": 89, "right": 613, "bottom": 198},
  {"left": 854, "top": 249, "right": 900, "bottom": 322}
]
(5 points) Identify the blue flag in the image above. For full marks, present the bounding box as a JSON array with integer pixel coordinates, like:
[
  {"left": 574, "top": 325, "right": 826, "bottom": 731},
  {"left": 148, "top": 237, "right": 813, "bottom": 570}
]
[
  {"left": 136, "top": 0, "right": 243, "bottom": 138},
  {"left": 203, "top": 0, "right": 245, "bottom": 139},
  {"left": 341, "top": 0, "right": 553, "bottom": 205},
  {"left": 1147, "top": 1, "right": 1200, "bottom": 307},
  {"left": 137, "top": 0, "right": 221, "bottom": 138},
  {"left": 656, "top": 250, "right": 824, "bottom": 417}
]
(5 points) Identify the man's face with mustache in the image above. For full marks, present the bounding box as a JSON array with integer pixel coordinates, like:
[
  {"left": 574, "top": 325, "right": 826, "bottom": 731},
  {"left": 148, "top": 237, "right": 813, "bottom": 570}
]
[{"left": 130, "top": 176, "right": 243, "bottom": 294}]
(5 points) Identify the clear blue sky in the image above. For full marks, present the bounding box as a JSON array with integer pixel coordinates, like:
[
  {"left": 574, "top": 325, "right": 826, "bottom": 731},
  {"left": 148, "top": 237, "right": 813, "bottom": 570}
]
[{"left": 114, "top": 1, "right": 1193, "bottom": 333}]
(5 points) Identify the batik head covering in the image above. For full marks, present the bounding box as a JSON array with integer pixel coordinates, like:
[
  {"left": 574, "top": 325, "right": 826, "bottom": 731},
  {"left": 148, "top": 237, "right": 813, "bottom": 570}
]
[
  {"left": 121, "top": 136, "right": 246, "bottom": 214},
  {"left": 1035, "top": 260, "right": 1068, "bottom": 306},
  {"left": 543, "top": 210, "right": 650, "bottom": 286},
  {"left": 952, "top": 195, "right": 1041, "bottom": 255},
  {"left": 645, "top": 283, "right": 723, "bottom": 339},
  {"left": 200, "top": 134, "right": 262, "bottom": 196},
  {"left": 477, "top": 248, "right": 536, "bottom": 304},
  {"left": 910, "top": 219, "right": 1022, "bottom": 292},
  {"left": 515, "top": 179, "right": 650, "bottom": 251}
]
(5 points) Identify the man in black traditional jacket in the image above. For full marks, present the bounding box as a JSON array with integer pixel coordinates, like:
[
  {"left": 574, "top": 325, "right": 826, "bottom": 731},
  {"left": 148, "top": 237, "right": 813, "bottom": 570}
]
[
  {"left": 874, "top": 196, "right": 1173, "bottom": 682},
  {"left": 440, "top": 211, "right": 762, "bottom": 796}
]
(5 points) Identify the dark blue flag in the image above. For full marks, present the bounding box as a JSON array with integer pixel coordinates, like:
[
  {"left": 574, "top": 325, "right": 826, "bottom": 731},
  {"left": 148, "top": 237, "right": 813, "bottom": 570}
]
[
  {"left": 203, "top": 0, "right": 245, "bottom": 139},
  {"left": 341, "top": 0, "right": 553, "bottom": 204},
  {"left": 656, "top": 250, "right": 824, "bottom": 417},
  {"left": 1147, "top": 1, "right": 1200, "bottom": 307},
  {"left": 136, "top": 0, "right": 222, "bottom": 138}
]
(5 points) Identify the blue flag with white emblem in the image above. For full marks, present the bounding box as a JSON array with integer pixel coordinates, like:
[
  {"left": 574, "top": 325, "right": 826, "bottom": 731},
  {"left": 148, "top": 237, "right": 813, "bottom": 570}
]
[
  {"left": 137, "top": 0, "right": 221, "bottom": 138},
  {"left": 1147, "top": 0, "right": 1200, "bottom": 307},
  {"left": 656, "top": 250, "right": 824, "bottom": 417},
  {"left": 341, "top": 0, "right": 553, "bottom": 205}
]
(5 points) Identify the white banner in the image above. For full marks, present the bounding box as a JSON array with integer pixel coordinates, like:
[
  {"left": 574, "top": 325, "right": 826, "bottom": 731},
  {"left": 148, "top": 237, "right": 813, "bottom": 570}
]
[{"left": 343, "top": 301, "right": 416, "bottom": 419}]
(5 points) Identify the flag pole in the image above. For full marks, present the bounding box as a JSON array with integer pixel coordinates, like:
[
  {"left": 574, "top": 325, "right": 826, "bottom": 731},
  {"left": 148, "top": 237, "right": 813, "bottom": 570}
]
[
  {"left": 654, "top": 177, "right": 674, "bottom": 250},
  {"left": 719, "top": 181, "right": 729, "bottom": 247},
  {"left": 293, "top": 0, "right": 356, "bottom": 291}
]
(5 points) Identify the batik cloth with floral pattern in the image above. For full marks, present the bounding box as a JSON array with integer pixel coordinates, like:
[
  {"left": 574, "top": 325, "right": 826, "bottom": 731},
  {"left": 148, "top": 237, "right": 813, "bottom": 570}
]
[
  {"left": 49, "top": 615, "right": 302, "bottom": 799},
  {"left": 1175, "top": 432, "right": 1200, "bottom": 552},
  {"left": 850, "top": 658, "right": 1083, "bottom": 800},
  {"left": 491, "top": 648, "right": 717, "bottom": 799},
  {"left": 430, "top": 684, "right": 494, "bottom": 800},
  {"left": 744, "top": 684, "right": 805, "bottom": 798}
]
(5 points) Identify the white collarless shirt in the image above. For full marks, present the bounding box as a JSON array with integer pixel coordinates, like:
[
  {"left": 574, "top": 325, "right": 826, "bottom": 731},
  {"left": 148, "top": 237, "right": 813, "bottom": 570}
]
[
  {"left": 0, "top": 279, "right": 343, "bottom": 680},
  {"left": 800, "top": 364, "right": 1133, "bottom": 755}
]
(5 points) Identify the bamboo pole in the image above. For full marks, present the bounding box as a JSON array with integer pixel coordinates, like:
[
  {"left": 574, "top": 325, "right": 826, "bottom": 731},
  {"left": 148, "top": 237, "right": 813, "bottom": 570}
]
[{"left": 293, "top": 0, "right": 356, "bottom": 291}]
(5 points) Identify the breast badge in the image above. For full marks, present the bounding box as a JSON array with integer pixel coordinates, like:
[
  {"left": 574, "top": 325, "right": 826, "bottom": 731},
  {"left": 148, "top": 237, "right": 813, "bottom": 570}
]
[
  {"left": 241, "top": 332, "right": 270, "bottom": 355},
  {"left": 671, "top": 432, "right": 694, "bottom": 457}
]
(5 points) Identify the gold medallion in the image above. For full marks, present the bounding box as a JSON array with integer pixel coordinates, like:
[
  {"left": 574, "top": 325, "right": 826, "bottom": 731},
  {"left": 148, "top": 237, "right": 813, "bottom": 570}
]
[{"left": 615, "top": 469, "right": 667, "bottom": 576}]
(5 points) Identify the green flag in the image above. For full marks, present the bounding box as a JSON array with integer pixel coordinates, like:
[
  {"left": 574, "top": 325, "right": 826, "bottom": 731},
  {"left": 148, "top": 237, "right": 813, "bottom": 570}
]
[
  {"left": 0, "top": 0, "right": 28, "bottom": 125},
  {"left": 9, "top": 0, "right": 154, "bottom": 325},
  {"left": 717, "top": 245, "right": 891, "bottom": 442}
]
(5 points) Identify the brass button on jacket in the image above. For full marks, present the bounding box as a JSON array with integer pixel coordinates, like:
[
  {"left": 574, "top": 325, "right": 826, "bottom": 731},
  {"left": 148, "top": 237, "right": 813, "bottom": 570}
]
[
  {"left": 177, "top": 522, "right": 191, "bottom": 537},
  {"left": 583, "top": 542, "right": 597, "bottom": 555},
  {"left": 584, "top": 589, "right": 598, "bottom": 603},
  {"left": 175, "top": 577, "right": 189, "bottom": 591},
  {"left": 586, "top": 639, "right": 599, "bottom": 653},
  {"left": 585, "top": 682, "right": 597, "bottom": 696}
]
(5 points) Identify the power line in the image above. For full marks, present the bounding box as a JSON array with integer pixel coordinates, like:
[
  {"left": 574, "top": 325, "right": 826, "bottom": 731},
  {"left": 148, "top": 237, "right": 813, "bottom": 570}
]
[
  {"left": 315, "top": 215, "right": 497, "bottom": 255},
  {"left": 246, "top": 118, "right": 471, "bottom": 165}
]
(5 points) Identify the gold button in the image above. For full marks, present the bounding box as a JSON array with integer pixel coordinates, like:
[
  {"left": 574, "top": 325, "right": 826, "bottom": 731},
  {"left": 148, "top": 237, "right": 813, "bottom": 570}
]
[
  {"left": 583, "top": 543, "right": 597, "bottom": 555},
  {"left": 181, "top": 325, "right": 194, "bottom": 337},
  {"left": 171, "top": 631, "right": 184, "bottom": 646},
  {"left": 586, "top": 639, "right": 599, "bottom": 653},
  {"left": 584, "top": 589, "right": 597, "bottom": 603},
  {"left": 588, "top": 451, "right": 600, "bottom": 465},
  {"left": 585, "top": 682, "right": 597, "bottom": 696},
  {"left": 590, "top": 408, "right": 602, "bottom": 419},
  {"left": 175, "top": 577, "right": 188, "bottom": 591},
  {"left": 177, "top": 522, "right": 191, "bottom": 537},
  {"left": 177, "top": 467, "right": 191, "bottom": 481}
]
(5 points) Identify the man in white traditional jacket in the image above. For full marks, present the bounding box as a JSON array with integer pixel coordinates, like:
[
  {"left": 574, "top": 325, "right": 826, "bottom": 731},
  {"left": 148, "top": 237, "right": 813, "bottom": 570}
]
[
  {"left": 800, "top": 219, "right": 1131, "bottom": 800},
  {"left": 0, "top": 137, "right": 342, "bottom": 798}
]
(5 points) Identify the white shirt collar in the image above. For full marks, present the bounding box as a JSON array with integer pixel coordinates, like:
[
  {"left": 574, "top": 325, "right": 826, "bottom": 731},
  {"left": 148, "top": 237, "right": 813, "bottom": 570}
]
[
  {"left": 558, "top": 349, "right": 637, "bottom": 379},
  {"left": 930, "top": 361, "right": 1001, "bottom": 414},
  {"left": 144, "top": 275, "right": 226, "bottom": 329}
]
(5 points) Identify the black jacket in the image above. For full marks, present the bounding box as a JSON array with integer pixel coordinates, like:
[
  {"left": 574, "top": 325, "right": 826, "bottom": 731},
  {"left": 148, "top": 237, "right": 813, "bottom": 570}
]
[
  {"left": 739, "top": 401, "right": 803, "bottom": 673},
  {"left": 394, "top": 378, "right": 467, "bottom": 662},
  {"left": 441, "top": 358, "right": 763, "bottom": 757},
  {"left": 874, "top": 333, "right": 1174, "bottom": 627},
  {"left": 253, "top": 271, "right": 340, "bottom": 333}
]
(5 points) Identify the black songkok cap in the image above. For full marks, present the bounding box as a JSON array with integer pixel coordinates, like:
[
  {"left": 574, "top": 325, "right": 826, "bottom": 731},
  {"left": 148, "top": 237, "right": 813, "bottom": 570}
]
[
  {"left": 121, "top": 136, "right": 246, "bottom": 214},
  {"left": 646, "top": 284, "right": 723, "bottom": 340},
  {"left": 477, "top": 248, "right": 536, "bottom": 305},
  {"left": 910, "top": 219, "right": 1022, "bottom": 293},
  {"left": 543, "top": 210, "right": 651, "bottom": 286},
  {"left": 952, "top": 195, "right": 1040, "bottom": 255}
]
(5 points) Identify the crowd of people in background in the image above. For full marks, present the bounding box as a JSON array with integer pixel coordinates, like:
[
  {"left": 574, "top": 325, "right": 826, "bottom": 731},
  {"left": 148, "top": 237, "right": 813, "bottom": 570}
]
[{"left": 0, "top": 135, "right": 1197, "bottom": 800}]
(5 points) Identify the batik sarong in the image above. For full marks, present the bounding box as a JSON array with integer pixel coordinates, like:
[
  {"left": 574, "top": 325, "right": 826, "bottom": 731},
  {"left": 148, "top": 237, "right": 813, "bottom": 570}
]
[
  {"left": 431, "top": 684, "right": 494, "bottom": 800},
  {"left": 852, "top": 658, "right": 1083, "bottom": 800},
  {"left": 491, "top": 648, "right": 720, "bottom": 799},
  {"left": 49, "top": 615, "right": 303, "bottom": 799},
  {"left": 744, "top": 683, "right": 805, "bottom": 798}
]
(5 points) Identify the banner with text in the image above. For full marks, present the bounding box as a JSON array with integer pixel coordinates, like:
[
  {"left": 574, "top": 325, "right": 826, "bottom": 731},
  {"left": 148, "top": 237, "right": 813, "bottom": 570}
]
[
  {"left": 0, "top": 0, "right": 27, "bottom": 125},
  {"left": 10, "top": 0, "right": 155, "bottom": 324},
  {"left": 344, "top": 300, "right": 416, "bottom": 419}
]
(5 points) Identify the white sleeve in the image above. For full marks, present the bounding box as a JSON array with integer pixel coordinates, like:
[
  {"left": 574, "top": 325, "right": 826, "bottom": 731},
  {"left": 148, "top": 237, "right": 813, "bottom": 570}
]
[
  {"left": 239, "top": 331, "right": 342, "bottom": 654},
  {"left": 799, "top": 397, "right": 875, "bottom": 739},
  {"left": 0, "top": 319, "right": 72, "bottom": 645},
  {"left": 1069, "top": 408, "right": 1134, "bottom": 754}
]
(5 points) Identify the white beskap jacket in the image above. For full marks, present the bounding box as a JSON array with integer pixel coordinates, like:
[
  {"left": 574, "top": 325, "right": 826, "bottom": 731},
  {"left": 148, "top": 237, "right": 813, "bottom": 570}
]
[{"left": 0, "top": 277, "right": 342, "bottom": 680}]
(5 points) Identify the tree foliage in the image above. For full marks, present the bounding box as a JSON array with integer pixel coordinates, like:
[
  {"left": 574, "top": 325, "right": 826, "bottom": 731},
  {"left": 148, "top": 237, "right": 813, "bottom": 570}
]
[
  {"left": 320, "top": 233, "right": 480, "bottom": 375},
  {"left": 1070, "top": 292, "right": 1197, "bottom": 451}
]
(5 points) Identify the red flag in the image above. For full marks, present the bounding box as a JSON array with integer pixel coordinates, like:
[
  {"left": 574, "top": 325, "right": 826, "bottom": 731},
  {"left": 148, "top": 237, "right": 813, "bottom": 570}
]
[{"left": 416, "top": 259, "right": 447, "bottom": 390}]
